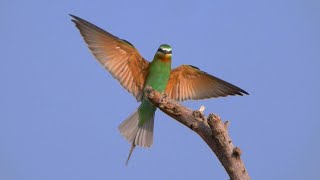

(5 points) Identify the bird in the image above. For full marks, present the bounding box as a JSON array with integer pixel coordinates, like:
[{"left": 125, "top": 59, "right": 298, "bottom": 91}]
[{"left": 70, "top": 14, "right": 249, "bottom": 165}]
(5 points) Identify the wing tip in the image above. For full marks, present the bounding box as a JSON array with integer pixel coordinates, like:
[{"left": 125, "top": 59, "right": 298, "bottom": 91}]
[
  {"left": 227, "top": 88, "right": 249, "bottom": 97},
  {"left": 69, "top": 14, "right": 80, "bottom": 21},
  {"left": 69, "top": 14, "right": 81, "bottom": 26},
  {"left": 69, "top": 14, "right": 76, "bottom": 18},
  {"left": 69, "top": 14, "right": 91, "bottom": 27},
  {"left": 238, "top": 88, "right": 249, "bottom": 96}
]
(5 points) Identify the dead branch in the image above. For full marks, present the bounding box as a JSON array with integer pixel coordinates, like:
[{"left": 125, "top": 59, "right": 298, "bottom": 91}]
[{"left": 145, "top": 86, "right": 250, "bottom": 180}]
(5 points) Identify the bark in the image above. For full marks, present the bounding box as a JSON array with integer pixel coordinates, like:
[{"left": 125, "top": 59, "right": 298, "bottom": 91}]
[{"left": 145, "top": 86, "right": 250, "bottom": 180}]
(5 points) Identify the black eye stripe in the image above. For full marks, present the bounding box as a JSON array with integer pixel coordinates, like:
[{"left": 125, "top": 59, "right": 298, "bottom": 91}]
[
  {"left": 158, "top": 48, "right": 165, "bottom": 53},
  {"left": 158, "top": 48, "right": 172, "bottom": 54}
]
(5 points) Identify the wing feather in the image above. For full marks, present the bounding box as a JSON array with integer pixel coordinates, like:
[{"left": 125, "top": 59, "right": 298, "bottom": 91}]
[
  {"left": 165, "top": 65, "right": 248, "bottom": 101},
  {"left": 71, "top": 15, "right": 149, "bottom": 101}
]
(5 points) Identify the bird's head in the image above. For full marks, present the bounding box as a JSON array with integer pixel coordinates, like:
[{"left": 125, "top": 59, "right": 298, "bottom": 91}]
[{"left": 156, "top": 44, "right": 172, "bottom": 61}]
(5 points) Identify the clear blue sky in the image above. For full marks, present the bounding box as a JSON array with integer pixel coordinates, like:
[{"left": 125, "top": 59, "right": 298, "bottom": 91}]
[{"left": 1, "top": 0, "right": 319, "bottom": 179}]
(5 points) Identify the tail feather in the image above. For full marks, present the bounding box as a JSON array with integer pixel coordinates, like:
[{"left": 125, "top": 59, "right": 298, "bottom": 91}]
[
  {"left": 119, "top": 109, "right": 140, "bottom": 143},
  {"left": 135, "top": 112, "right": 154, "bottom": 147},
  {"left": 125, "top": 143, "right": 136, "bottom": 166},
  {"left": 118, "top": 107, "right": 155, "bottom": 165}
]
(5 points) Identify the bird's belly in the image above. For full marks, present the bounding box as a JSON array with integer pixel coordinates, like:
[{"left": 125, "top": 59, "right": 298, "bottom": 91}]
[{"left": 146, "top": 75, "right": 169, "bottom": 92}]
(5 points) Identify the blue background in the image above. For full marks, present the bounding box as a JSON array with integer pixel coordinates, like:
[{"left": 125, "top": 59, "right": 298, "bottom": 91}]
[{"left": 1, "top": 0, "right": 319, "bottom": 179}]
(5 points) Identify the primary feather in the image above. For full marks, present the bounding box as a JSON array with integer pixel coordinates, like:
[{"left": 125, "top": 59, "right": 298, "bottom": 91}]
[
  {"left": 70, "top": 14, "right": 149, "bottom": 101},
  {"left": 165, "top": 65, "right": 249, "bottom": 101}
]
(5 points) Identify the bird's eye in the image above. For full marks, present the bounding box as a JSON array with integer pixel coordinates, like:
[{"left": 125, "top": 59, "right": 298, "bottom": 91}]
[{"left": 158, "top": 48, "right": 165, "bottom": 54}]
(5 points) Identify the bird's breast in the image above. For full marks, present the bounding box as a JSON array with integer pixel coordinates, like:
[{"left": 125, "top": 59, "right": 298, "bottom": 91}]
[{"left": 145, "top": 60, "right": 171, "bottom": 93}]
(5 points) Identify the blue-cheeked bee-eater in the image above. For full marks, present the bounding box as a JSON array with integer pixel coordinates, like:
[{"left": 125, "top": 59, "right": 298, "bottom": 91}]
[{"left": 70, "top": 15, "right": 248, "bottom": 165}]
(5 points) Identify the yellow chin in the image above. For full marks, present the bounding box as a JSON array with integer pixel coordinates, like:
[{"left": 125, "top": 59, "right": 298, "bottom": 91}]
[
  {"left": 156, "top": 52, "right": 172, "bottom": 61},
  {"left": 164, "top": 54, "right": 172, "bottom": 58}
]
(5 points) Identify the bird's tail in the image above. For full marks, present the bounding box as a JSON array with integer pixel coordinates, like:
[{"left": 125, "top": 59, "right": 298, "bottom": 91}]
[{"left": 118, "top": 106, "right": 155, "bottom": 165}]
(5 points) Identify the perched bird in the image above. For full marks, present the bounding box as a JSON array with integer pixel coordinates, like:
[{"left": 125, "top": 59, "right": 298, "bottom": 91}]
[{"left": 70, "top": 14, "right": 248, "bottom": 165}]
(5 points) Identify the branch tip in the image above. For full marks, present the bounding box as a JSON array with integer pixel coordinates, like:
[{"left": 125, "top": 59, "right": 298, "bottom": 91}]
[{"left": 199, "top": 105, "right": 206, "bottom": 113}]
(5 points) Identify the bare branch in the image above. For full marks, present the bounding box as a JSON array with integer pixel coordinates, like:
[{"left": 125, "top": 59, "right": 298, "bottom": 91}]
[{"left": 145, "top": 86, "right": 250, "bottom": 180}]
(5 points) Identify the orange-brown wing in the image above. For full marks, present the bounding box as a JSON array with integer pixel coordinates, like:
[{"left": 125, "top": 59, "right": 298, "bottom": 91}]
[
  {"left": 71, "top": 15, "right": 149, "bottom": 101},
  {"left": 165, "top": 65, "right": 248, "bottom": 101}
]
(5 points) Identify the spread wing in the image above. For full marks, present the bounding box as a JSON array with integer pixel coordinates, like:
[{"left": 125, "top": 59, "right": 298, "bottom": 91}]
[
  {"left": 70, "top": 15, "right": 149, "bottom": 101},
  {"left": 165, "top": 65, "right": 248, "bottom": 101}
]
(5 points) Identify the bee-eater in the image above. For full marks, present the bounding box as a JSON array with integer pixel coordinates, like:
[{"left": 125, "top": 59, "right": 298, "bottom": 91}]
[{"left": 70, "top": 15, "right": 248, "bottom": 165}]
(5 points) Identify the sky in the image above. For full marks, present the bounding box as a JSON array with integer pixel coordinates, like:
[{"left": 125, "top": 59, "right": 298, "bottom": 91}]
[{"left": 1, "top": 0, "right": 319, "bottom": 179}]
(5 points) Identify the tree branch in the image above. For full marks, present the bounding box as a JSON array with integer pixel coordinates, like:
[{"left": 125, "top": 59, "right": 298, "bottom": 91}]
[{"left": 145, "top": 87, "right": 250, "bottom": 180}]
